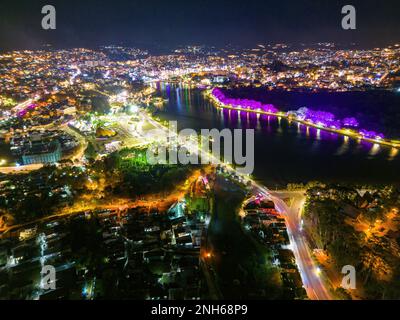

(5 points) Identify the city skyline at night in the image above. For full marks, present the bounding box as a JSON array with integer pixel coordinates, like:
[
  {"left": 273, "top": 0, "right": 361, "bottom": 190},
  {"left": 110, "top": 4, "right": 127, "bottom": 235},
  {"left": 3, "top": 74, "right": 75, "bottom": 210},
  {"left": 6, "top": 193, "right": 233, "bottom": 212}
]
[{"left": 0, "top": 0, "right": 400, "bottom": 313}]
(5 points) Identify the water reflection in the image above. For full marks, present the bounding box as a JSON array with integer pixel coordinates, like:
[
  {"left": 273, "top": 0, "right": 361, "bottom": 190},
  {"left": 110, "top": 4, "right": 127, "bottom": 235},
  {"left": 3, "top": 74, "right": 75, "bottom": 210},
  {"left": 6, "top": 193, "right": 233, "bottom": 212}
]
[
  {"left": 335, "top": 136, "right": 350, "bottom": 156},
  {"left": 388, "top": 147, "right": 399, "bottom": 161},
  {"left": 369, "top": 144, "right": 381, "bottom": 157},
  {"left": 153, "top": 83, "right": 400, "bottom": 185}
]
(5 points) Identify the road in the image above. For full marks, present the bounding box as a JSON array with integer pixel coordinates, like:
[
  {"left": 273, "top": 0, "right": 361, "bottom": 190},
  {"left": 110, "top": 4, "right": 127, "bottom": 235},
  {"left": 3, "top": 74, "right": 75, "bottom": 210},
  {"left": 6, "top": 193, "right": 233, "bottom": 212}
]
[
  {"left": 209, "top": 91, "right": 400, "bottom": 150},
  {"left": 12, "top": 98, "right": 34, "bottom": 113},
  {"left": 265, "top": 190, "right": 332, "bottom": 300},
  {"left": 137, "top": 110, "right": 332, "bottom": 300},
  {"left": 60, "top": 124, "right": 88, "bottom": 163},
  {"left": 2, "top": 68, "right": 82, "bottom": 173}
]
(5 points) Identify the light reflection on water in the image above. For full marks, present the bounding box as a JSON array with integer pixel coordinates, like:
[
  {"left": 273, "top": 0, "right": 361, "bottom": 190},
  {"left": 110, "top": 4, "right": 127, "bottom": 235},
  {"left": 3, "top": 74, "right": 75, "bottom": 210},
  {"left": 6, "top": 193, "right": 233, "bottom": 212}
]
[
  {"left": 369, "top": 144, "right": 381, "bottom": 157},
  {"left": 153, "top": 83, "right": 400, "bottom": 185}
]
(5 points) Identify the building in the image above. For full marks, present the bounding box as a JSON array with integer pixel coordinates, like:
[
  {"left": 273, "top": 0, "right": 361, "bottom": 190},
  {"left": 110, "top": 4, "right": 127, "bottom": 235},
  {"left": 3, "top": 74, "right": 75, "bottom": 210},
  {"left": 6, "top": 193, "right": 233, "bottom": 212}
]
[{"left": 22, "top": 141, "right": 62, "bottom": 165}]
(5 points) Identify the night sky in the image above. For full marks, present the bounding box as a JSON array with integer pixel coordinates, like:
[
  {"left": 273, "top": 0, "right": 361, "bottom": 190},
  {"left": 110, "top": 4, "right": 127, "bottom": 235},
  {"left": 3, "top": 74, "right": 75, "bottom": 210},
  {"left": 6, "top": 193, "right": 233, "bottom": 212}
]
[{"left": 0, "top": 0, "right": 399, "bottom": 50}]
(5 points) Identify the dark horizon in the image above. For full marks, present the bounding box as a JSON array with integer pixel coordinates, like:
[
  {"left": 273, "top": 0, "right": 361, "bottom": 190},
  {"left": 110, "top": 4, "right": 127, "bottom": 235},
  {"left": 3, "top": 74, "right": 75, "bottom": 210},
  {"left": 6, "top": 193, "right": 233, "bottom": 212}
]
[{"left": 0, "top": 0, "right": 400, "bottom": 51}]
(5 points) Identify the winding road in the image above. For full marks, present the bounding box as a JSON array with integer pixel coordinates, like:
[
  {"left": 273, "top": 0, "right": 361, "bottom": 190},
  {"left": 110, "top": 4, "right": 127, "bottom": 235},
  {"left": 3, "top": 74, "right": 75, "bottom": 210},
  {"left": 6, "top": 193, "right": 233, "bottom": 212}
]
[{"left": 268, "top": 190, "right": 332, "bottom": 300}]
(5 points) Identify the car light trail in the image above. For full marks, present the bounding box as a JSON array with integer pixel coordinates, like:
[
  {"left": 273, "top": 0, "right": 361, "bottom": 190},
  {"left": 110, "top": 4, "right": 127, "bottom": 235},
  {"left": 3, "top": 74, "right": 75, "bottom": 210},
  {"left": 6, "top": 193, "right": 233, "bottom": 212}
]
[{"left": 208, "top": 88, "right": 400, "bottom": 150}]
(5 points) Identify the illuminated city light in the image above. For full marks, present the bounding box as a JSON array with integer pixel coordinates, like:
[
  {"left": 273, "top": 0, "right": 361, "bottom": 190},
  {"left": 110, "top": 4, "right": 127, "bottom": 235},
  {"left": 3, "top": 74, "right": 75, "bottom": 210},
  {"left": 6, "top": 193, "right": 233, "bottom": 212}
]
[
  {"left": 369, "top": 143, "right": 381, "bottom": 156},
  {"left": 211, "top": 88, "right": 279, "bottom": 114},
  {"left": 210, "top": 88, "right": 393, "bottom": 148},
  {"left": 359, "top": 129, "right": 385, "bottom": 140},
  {"left": 130, "top": 105, "right": 139, "bottom": 113},
  {"left": 343, "top": 117, "right": 359, "bottom": 127},
  {"left": 0, "top": 23, "right": 400, "bottom": 302}
]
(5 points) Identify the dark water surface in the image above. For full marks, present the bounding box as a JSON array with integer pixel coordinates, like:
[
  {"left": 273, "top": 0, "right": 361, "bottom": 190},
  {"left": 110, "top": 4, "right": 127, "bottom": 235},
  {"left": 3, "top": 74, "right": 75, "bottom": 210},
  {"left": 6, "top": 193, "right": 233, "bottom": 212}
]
[
  {"left": 226, "top": 88, "right": 400, "bottom": 139},
  {"left": 153, "top": 83, "right": 400, "bottom": 187}
]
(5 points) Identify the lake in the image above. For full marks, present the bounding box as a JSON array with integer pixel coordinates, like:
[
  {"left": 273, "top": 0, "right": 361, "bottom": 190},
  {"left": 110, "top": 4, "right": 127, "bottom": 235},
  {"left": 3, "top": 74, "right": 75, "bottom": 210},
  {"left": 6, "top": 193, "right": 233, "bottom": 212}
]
[{"left": 153, "top": 82, "right": 400, "bottom": 187}]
